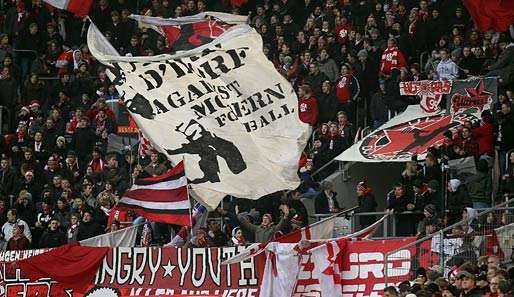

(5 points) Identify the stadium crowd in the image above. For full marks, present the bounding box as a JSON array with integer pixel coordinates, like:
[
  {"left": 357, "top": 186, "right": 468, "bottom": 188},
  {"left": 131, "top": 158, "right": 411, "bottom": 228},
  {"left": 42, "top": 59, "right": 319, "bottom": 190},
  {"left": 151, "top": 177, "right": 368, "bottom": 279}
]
[{"left": 0, "top": 0, "right": 512, "bottom": 294}]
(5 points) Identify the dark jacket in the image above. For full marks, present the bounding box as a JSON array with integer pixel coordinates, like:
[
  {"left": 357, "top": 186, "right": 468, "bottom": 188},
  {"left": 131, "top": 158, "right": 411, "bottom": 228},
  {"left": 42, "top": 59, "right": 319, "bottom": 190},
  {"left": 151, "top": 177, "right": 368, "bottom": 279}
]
[
  {"left": 356, "top": 193, "right": 378, "bottom": 227},
  {"left": 317, "top": 90, "right": 339, "bottom": 123},
  {"left": 488, "top": 44, "right": 514, "bottom": 85},
  {"left": 467, "top": 171, "right": 492, "bottom": 203},
  {"left": 499, "top": 112, "right": 514, "bottom": 151},
  {"left": 71, "top": 127, "right": 97, "bottom": 160},
  {"left": 315, "top": 191, "right": 341, "bottom": 214},
  {"left": 76, "top": 220, "right": 103, "bottom": 241},
  {"left": 39, "top": 229, "right": 67, "bottom": 248}
]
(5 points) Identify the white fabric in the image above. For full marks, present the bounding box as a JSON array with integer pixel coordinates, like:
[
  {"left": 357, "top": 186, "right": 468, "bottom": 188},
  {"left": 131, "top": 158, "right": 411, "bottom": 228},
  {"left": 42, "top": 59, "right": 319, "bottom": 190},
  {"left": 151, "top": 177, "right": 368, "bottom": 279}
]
[
  {"left": 495, "top": 223, "right": 514, "bottom": 258},
  {"left": 309, "top": 240, "right": 344, "bottom": 297},
  {"left": 260, "top": 242, "right": 300, "bottom": 297},
  {"left": 43, "top": 0, "right": 68, "bottom": 9},
  {"left": 129, "top": 176, "right": 187, "bottom": 190},
  {"left": 80, "top": 224, "right": 140, "bottom": 247},
  {"left": 88, "top": 16, "right": 310, "bottom": 209},
  {"left": 449, "top": 179, "right": 461, "bottom": 192}
]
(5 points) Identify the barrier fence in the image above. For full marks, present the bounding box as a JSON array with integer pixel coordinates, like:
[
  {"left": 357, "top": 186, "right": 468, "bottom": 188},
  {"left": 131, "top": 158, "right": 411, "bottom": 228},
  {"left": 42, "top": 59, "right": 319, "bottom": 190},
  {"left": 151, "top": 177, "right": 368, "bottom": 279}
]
[{"left": 384, "top": 196, "right": 514, "bottom": 286}]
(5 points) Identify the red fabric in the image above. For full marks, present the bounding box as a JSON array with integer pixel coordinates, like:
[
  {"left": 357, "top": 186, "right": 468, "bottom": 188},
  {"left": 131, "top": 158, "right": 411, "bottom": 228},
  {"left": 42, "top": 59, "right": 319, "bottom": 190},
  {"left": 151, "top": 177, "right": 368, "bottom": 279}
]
[
  {"left": 66, "top": 0, "right": 94, "bottom": 16},
  {"left": 335, "top": 25, "right": 352, "bottom": 44},
  {"left": 379, "top": 47, "right": 407, "bottom": 75},
  {"left": 335, "top": 74, "right": 351, "bottom": 104},
  {"left": 464, "top": 0, "right": 514, "bottom": 32},
  {"left": 17, "top": 243, "right": 109, "bottom": 292},
  {"left": 298, "top": 96, "right": 318, "bottom": 126},
  {"left": 471, "top": 123, "right": 495, "bottom": 155},
  {"left": 107, "top": 206, "right": 132, "bottom": 228}
]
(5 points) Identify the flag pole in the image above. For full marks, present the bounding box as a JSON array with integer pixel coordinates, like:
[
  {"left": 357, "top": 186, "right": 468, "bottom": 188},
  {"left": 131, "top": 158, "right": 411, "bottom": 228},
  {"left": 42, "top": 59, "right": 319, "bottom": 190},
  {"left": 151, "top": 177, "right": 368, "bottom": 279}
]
[{"left": 183, "top": 156, "right": 194, "bottom": 240}]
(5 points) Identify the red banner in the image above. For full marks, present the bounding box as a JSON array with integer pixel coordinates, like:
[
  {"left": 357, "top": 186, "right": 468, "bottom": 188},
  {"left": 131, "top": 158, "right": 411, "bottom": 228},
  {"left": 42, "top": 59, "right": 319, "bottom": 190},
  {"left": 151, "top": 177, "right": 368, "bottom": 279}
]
[
  {"left": 399, "top": 80, "right": 452, "bottom": 113},
  {"left": 1, "top": 238, "right": 417, "bottom": 297}
]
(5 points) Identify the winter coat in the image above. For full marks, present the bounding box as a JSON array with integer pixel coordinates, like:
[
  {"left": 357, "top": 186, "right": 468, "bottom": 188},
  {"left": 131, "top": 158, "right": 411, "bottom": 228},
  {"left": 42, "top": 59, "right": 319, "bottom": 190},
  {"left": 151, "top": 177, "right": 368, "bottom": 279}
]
[
  {"left": 471, "top": 123, "right": 495, "bottom": 155},
  {"left": 76, "top": 220, "right": 103, "bottom": 241},
  {"left": 315, "top": 191, "right": 341, "bottom": 214},
  {"left": 467, "top": 171, "right": 492, "bottom": 204},
  {"left": 488, "top": 44, "right": 514, "bottom": 85},
  {"left": 317, "top": 91, "right": 339, "bottom": 123},
  {"left": 39, "top": 229, "right": 67, "bottom": 248},
  {"left": 356, "top": 193, "right": 377, "bottom": 227}
]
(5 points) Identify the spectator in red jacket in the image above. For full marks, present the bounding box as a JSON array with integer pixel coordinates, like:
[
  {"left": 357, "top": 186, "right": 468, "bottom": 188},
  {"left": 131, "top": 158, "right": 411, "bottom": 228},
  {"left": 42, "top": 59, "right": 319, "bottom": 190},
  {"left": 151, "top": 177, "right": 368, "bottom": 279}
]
[
  {"left": 335, "top": 64, "right": 360, "bottom": 122},
  {"left": 298, "top": 84, "right": 319, "bottom": 126},
  {"left": 471, "top": 110, "right": 495, "bottom": 157},
  {"left": 379, "top": 38, "right": 407, "bottom": 77}
]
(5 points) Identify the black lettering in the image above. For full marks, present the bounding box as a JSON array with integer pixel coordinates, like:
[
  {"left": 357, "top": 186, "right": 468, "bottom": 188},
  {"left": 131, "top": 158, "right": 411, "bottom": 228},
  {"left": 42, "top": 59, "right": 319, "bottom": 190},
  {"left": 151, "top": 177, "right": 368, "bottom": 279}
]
[
  {"left": 167, "top": 91, "right": 186, "bottom": 108},
  {"left": 211, "top": 56, "right": 231, "bottom": 74},
  {"left": 217, "top": 85, "right": 229, "bottom": 100},
  {"left": 153, "top": 100, "right": 169, "bottom": 114}
]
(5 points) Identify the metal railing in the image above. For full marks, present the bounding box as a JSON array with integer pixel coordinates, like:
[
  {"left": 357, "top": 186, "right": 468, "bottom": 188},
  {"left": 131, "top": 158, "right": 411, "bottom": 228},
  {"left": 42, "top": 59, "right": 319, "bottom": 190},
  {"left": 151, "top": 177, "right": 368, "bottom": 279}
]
[{"left": 383, "top": 196, "right": 514, "bottom": 286}]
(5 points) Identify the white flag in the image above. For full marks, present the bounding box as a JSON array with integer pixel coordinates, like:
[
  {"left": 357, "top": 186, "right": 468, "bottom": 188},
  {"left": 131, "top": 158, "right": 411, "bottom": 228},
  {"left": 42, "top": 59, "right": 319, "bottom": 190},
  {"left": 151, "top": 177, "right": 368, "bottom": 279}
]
[
  {"left": 87, "top": 13, "right": 310, "bottom": 209},
  {"left": 80, "top": 224, "right": 140, "bottom": 247}
]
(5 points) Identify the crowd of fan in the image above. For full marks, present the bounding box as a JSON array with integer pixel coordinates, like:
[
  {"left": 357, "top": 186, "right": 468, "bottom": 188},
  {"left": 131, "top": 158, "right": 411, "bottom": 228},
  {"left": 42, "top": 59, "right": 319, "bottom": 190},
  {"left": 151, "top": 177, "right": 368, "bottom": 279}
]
[{"left": 0, "top": 0, "right": 511, "bottom": 275}]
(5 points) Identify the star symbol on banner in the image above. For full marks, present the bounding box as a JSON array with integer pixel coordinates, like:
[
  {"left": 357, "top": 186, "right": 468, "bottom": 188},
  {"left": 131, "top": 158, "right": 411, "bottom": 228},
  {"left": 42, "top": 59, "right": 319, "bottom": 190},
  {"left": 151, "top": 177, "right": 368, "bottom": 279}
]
[
  {"left": 162, "top": 259, "right": 176, "bottom": 278},
  {"left": 464, "top": 80, "right": 492, "bottom": 102}
]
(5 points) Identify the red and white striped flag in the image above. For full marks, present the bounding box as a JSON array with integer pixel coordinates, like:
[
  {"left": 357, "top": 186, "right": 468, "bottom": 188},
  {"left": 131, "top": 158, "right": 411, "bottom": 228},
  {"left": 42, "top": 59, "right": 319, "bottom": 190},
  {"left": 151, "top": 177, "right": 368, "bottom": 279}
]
[
  {"left": 119, "top": 161, "right": 191, "bottom": 226},
  {"left": 43, "top": 0, "right": 93, "bottom": 16}
]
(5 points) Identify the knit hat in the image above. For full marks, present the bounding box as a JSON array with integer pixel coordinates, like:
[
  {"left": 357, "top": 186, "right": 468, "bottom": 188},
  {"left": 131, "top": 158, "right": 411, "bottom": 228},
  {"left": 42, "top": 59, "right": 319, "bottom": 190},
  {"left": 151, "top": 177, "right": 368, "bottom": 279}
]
[
  {"left": 448, "top": 179, "right": 461, "bottom": 192},
  {"left": 231, "top": 227, "right": 241, "bottom": 238},
  {"left": 356, "top": 180, "right": 368, "bottom": 192},
  {"left": 29, "top": 100, "right": 40, "bottom": 108},
  {"left": 424, "top": 204, "right": 436, "bottom": 217}
]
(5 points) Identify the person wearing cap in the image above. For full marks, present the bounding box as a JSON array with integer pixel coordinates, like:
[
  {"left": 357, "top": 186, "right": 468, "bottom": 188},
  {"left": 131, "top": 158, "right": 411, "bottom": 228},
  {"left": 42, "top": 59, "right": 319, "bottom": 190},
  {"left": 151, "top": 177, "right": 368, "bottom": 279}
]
[
  {"left": 355, "top": 180, "right": 377, "bottom": 228},
  {"left": 18, "top": 169, "right": 42, "bottom": 204},
  {"left": 447, "top": 178, "right": 471, "bottom": 224},
  {"left": 230, "top": 227, "right": 246, "bottom": 246},
  {"left": 416, "top": 204, "right": 437, "bottom": 236},
  {"left": 457, "top": 271, "right": 482, "bottom": 297}
]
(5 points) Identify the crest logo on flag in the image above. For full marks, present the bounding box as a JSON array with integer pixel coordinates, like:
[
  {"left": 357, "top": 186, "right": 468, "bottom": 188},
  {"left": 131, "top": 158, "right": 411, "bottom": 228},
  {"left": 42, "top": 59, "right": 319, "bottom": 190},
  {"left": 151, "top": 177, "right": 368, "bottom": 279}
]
[{"left": 359, "top": 114, "right": 478, "bottom": 160}]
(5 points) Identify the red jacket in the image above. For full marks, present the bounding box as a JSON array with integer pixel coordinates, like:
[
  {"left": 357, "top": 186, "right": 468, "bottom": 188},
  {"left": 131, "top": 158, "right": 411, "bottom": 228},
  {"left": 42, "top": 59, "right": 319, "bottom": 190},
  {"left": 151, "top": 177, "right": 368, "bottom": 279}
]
[
  {"left": 472, "top": 123, "right": 495, "bottom": 155},
  {"left": 379, "top": 47, "right": 407, "bottom": 76},
  {"left": 298, "top": 96, "right": 318, "bottom": 126}
]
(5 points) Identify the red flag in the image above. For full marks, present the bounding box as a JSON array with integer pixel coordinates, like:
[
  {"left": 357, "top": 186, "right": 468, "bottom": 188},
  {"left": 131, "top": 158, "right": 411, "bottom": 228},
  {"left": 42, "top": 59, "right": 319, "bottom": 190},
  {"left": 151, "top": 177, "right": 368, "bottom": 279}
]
[
  {"left": 16, "top": 243, "right": 109, "bottom": 292},
  {"left": 464, "top": 0, "right": 514, "bottom": 32},
  {"left": 118, "top": 161, "right": 192, "bottom": 226},
  {"left": 43, "top": 0, "right": 93, "bottom": 17}
]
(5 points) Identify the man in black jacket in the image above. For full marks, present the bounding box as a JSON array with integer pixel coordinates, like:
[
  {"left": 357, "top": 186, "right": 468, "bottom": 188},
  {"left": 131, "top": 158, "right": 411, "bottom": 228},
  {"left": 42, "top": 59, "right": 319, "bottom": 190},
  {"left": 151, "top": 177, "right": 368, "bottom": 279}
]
[
  {"left": 355, "top": 180, "right": 377, "bottom": 228},
  {"left": 315, "top": 180, "right": 341, "bottom": 214},
  {"left": 76, "top": 210, "right": 103, "bottom": 241},
  {"left": 498, "top": 102, "right": 514, "bottom": 176},
  {"left": 317, "top": 81, "right": 338, "bottom": 123},
  {"left": 71, "top": 117, "right": 97, "bottom": 167},
  {"left": 39, "top": 218, "right": 66, "bottom": 248}
]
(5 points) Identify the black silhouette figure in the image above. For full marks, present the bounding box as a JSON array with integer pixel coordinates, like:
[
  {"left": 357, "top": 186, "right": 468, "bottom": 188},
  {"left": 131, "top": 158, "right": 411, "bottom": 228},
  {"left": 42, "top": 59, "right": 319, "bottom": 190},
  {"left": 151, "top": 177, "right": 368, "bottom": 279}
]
[
  {"left": 125, "top": 93, "right": 154, "bottom": 119},
  {"left": 399, "top": 120, "right": 460, "bottom": 156},
  {"left": 166, "top": 120, "right": 247, "bottom": 184}
]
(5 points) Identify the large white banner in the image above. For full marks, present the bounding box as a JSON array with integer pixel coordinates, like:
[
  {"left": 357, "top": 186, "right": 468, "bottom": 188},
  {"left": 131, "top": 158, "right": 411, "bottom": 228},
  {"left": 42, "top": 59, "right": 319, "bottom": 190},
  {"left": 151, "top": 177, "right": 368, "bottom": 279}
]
[{"left": 87, "top": 14, "right": 311, "bottom": 208}]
